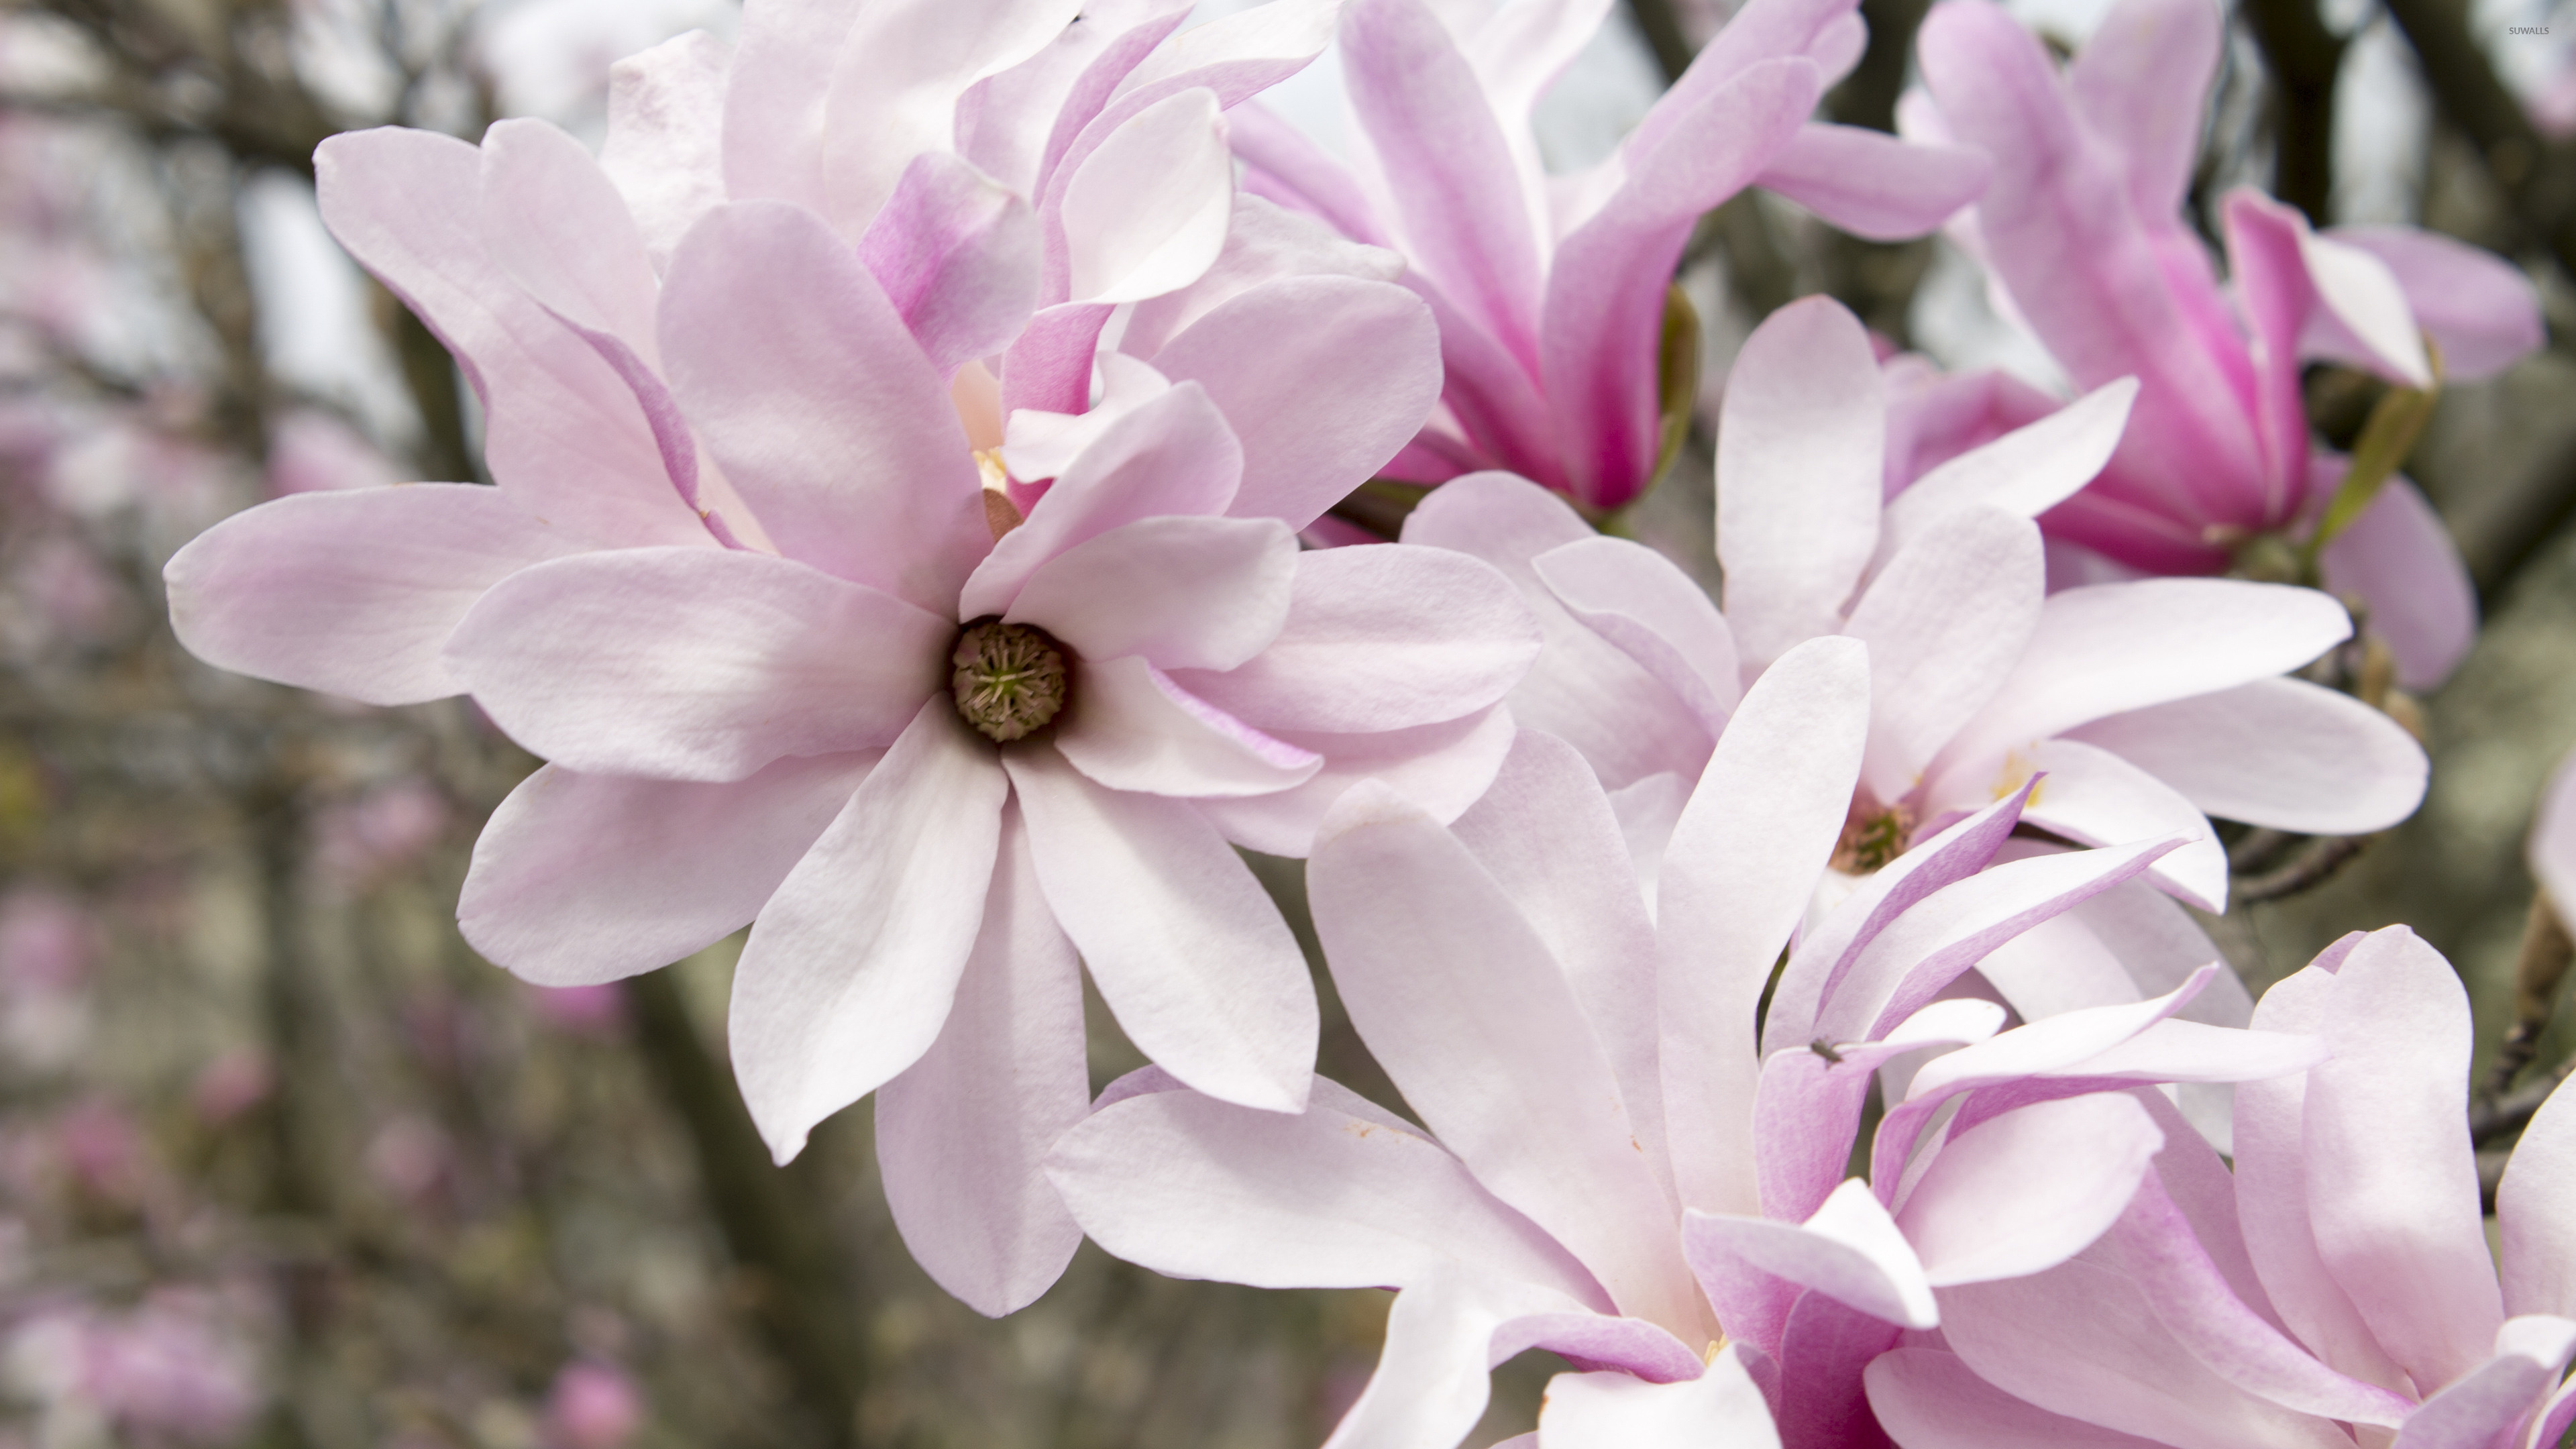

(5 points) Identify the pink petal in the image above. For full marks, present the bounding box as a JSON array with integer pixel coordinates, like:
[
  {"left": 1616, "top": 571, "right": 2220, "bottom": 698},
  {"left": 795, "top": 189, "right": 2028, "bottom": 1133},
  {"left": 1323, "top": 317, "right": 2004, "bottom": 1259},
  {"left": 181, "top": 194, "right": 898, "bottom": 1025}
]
[
  {"left": 2068, "top": 676, "right": 2428, "bottom": 835},
  {"left": 1006, "top": 515, "right": 1297, "bottom": 671},
  {"left": 479, "top": 119, "right": 663, "bottom": 365},
  {"left": 1403, "top": 475, "right": 1707, "bottom": 788},
  {"left": 1228, "top": 99, "right": 1388, "bottom": 244},
  {"left": 1008, "top": 746, "right": 1315, "bottom": 1111},
  {"left": 1120, "top": 194, "right": 1404, "bottom": 359},
  {"left": 1755, "top": 123, "right": 1991, "bottom": 241},
  {"left": 1686, "top": 1179, "right": 1939, "bottom": 1329},
  {"left": 1717, "top": 298, "right": 1886, "bottom": 667},
  {"left": 875, "top": 802, "right": 1089, "bottom": 1316},
  {"left": 1940, "top": 578, "right": 2353, "bottom": 771},
  {"left": 1341, "top": 0, "right": 1546, "bottom": 366},
  {"left": 315, "top": 128, "right": 706, "bottom": 547},
  {"left": 1046, "top": 1079, "right": 1602, "bottom": 1297},
  {"left": 2016, "top": 738, "right": 2226, "bottom": 910},
  {"left": 164, "top": 484, "right": 577, "bottom": 706},
  {"left": 2294, "top": 223, "right": 2438, "bottom": 387},
  {"left": 959, "top": 0, "right": 1191, "bottom": 201},
  {"left": 1173, "top": 542, "right": 1541, "bottom": 733},
  {"left": 1534, "top": 536, "right": 1743, "bottom": 735},
  {"left": 1864, "top": 1347, "right": 2180, "bottom": 1448},
  {"left": 815, "top": 0, "right": 1085, "bottom": 232},
  {"left": 2065, "top": 0, "right": 2222, "bottom": 223},
  {"left": 1056, "top": 88, "right": 1235, "bottom": 304},
  {"left": 1542, "top": 59, "right": 1820, "bottom": 506},
  {"left": 729, "top": 700, "right": 1010, "bottom": 1161},
  {"left": 1309, "top": 782, "right": 1701, "bottom": 1332},
  {"left": 1874, "top": 378, "right": 2139, "bottom": 574},
  {"left": 447, "top": 547, "right": 947, "bottom": 782},
  {"left": 1000, "top": 300, "right": 1115, "bottom": 416},
  {"left": 1323, "top": 1271, "right": 1610, "bottom": 1449},
  {"left": 1149, "top": 276, "right": 1440, "bottom": 531},
  {"left": 1660, "top": 637, "right": 1872, "bottom": 1216},
  {"left": 1771, "top": 1288, "right": 1906, "bottom": 1448},
  {"left": 857, "top": 152, "right": 1042, "bottom": 376},
  {"left": 1450, "top": 732, "right": 1670, "bottom": 1185},
  {"left": 1842, "top": 507, "right": 2045, "bottom": 805},
  {"left": 1054, "top": 657, "right": 1322, "bottom": 798},
  {"left": 2538, "top": 751, "right": 2576, "bottom": 922},
  {"left": 599, "top": 31, "right": 729, "bottom": 272},
  {"left": 2316, "top": 473, "right": 2477, "bottom": 691},
  {"left": 722, "top": 0, "right": 857, "bottom": 214},
  {"left": 2324, "top": 225, "right": 2545, "bottom": 381},
  {"left": 2499, "top": 1071, "right": 2576, "bottom": 1321},
  {"left": 2394, "top": 1318, "right": 2576, "bottom": 1449},
  {"left": 1898, "top": 1094, "right": 2162, "bottom": 1285},
  {"left": 1191, "top": 708, "right": 1519, "bottom": 858},
  {"left": 960, "top": 381, "right": 1244, "bottom": 619},
  {"left": 459, "top": 754, "right": 878, "bottom": 986},
  {"left": 2306, "top": 927, "right": 2507, "bottom": 1393},
  {"left": 659, "top": 201, "right": 989, "bottom": 612},
  {"left": 1535, "top": 1354, "right": 1778, "bottom": 1449}
]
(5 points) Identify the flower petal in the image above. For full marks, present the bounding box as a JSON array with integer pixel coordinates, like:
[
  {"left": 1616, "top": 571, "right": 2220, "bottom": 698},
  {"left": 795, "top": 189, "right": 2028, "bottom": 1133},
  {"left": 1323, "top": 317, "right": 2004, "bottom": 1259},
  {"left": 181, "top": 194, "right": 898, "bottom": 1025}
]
[
  {"left": 2322, "top": 225, "right": 2544, "bottom": 381},
  {"left": 1874, "top": 378, "right": 2138, "bottom": 576},
  {"left": 1059, "top": 88, "right": 1234, "bottom": 304},
  {"left": 165, "top": 484, "right": 577, "bottom": 706},
  {"left": 479, "top": 119, "right": 662, "bottom": 365},
  {"left": 2064, "top": 0, "right": 2222, "bottom": 221},
  {"left": 1054, "top": 657, "right": 1322, "bottom": 798},
  {"left": 1008, "top": 746, "right": 1316, "bottom": 1111},
  {"left": 460, "top": 753, "right": 878, "bottom": 986},
  {"left": 1686, "top": 1179, "right": 1939, "bottom": 1329},
  {"left": 1007, "top": 515, "right": 1296, "bottom": 672},
  {"left": 857, "top": 152, "right": 1043, "bottom": 376},
  {"left": 1864, "top": 1347, "right": 2183, "bottom": 1448},
  {"left": 876, "top": 801, "right": 1089, "bottom": 1316},
  {"left": 2016, "top": 738, "right": 2226, "bottom": 910},
  {"left": 730, "top": 700, "right": 1010, "bottom": 1161},
  {"left": 2499, "top": 1075, "right": 2576, "bottom": 1321},
  {"left": 1536, "top": 1352, "right": 1779, "bottom": 1449},
  {"left": 1191, "top": 708, "right": 1520, "bottom": 858},
  {"left": 599, "top": 31, "right": 730, "bottom": 272},
  {"left": 1173, "top": 542, "right": 1541, "bottom": 733},
  {"left": 659, "top": 201, "right": 989, "bottom": 611},
  {"left": 446, "top": 547, "right": 948, "bottom": 782},
  {"left": 1717, "top": 298, "right": 1886, "bottom": 667},
  {"left": 2067, "top": 677, "right": 2426, "bottom": 835},
  {"left": 1755, "top": 123, "right": 1991, "bottom": 241},
  {"left": 2316, "top": 474, "right": 2477, "bottom": 691},
  {"left": 1898, "top": 1093, "right": 2163, "bottom": 1285},
  {"left": 1842, "top": 507, "right": 2044, "bottom": 806},
  {"left": 1534, "top": 536, "right": 1742, "bottom": 735}
]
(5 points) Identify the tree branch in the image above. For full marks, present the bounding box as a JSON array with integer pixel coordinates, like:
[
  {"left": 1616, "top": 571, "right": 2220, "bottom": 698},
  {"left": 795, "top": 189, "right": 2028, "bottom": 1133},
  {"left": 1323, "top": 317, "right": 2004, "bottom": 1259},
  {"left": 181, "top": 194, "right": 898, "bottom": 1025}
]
[
  {"left": 2380, "top": 0, "right": 2576, "bottom": 280},
  {"left": 2243, "top": 0, "right": 2347, "bottom": 223}
]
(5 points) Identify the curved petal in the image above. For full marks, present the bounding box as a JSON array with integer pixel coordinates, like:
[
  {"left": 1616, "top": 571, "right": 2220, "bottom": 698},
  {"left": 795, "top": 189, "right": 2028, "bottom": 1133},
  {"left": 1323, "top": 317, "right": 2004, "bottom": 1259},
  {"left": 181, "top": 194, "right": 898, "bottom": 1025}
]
[
  {"left": 2065, "top": 0, "right": 2222, "bottom": 221},
  {"left": 1046, "top": 1077, "right": 1601, "bottom": 1297},
  {"left": 1686, "top": 1179, "right": 1938, "bottom": 1329},
  {"left": 1660, "top": 637, "right": 1872, "bottom": 1217},
  {"left": 1843, "top": 507, "right": 2045, "bottom": 805},
  {"left": 1536, "top": 1352, "right": 1779, "bottom": 1449},
  {"left": 1006, "top": 515, "right": 1296, "bottom": 672},
  {"left": 1054, "top": 656, "right": 1322, "bottom": 797},
  {"left": 1323, "top": 1271, "right": 1601, "bottom": 1449},
  {"left": 1754, "top": 123, "right": 1990, "bottom": 241},
  {"left": 856, "top": 151, "right": 1043, "bottom": 375},
  {"left": 1898, "top": 1093, "right": 2163, "bottom": 1285},
  {"left": 1874, "top": 378, "right": 2139, "bottom": 575},
  {"left": 2015, "top": 738, "right": 2226, "bottom": 910},
  {"left": 1059, "top": 87, "right": 1234, "bottom": 303},
  {"left": 1151, "top": 276, "right": 1441, "bottom": 531},
  {"left": 1192, "top": 707, "right": 1519, "bottom": 858},
  {"left": 2324, "top": 225, "right": 2545, "bottom": 381},
  {"left": 2499, "top": 1077, "right": 2576, "bottom": 1321},
  {"left": 1173, "top": 543, "right": 1542, "bottom": 733},
  {"left": 2316, "top": 474, "right": 2477, "bottom": 692},
  {"left": 2067, "top": 677, "right": 2427, "bottom": 835},
  {"left": 2306, "top": 927, "right": 2506, "bottom": 1393},
  {"left": 165, "top": 484, "right": 576, "bottom": 706},
  {"left": 730, "top": 700, "right": 1010, "bottom": 1161},
  {"left": 2393, "top": 1318, "right": 2576, "bottom": 1449},
  {"left": 1864, "top": 1347, "right": 2180, "bottom": 1448},
  {"left": 659, "top": 201, "right": 989, "bottom": 612},
  {"left": 1717, "top": 297, "right": 1885, "bottom": 667},
  {"left": 1309, "top": 782, "right": 1701, "bottom": 1332},
  {"left": 876, "top": 802, "right": 1089, "bottom": 1317},
  {"left": 445, "top": 547, "right": 948, "bottom": 782},
  {"left": 599, "top": 30, "right": 729, "bottom": 272},
  {"left": 460, "top": 753, "right": 878, "bottom": 986},
  {"left": 480, "top": 118, "right": 661, "bottom": 372},
  {"left": 2534, "top": 753, "right": 2576, "bottom": 918},
  {"left": 1007, "top": 746, "right": 1316, "bottom": 1111},
  {"left": 1535, "top": 536, "right": 1742, "bottom": 735}
]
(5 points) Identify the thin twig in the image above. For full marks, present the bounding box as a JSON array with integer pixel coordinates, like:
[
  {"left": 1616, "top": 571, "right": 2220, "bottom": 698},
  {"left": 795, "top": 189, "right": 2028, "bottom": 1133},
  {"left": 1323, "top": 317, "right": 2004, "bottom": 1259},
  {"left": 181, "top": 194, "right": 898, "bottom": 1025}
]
[
  {"left": 2242, "top": 0, "right": 2347, "bottom": 223},
  {"left": 2482, "top": 894, "right": 2575, "bottom": 1097},
  {"left": 2234, "top": 833, "right": 2372, "bottom": 902},
  {"left": 2473, "top": 1057, "right": 2575, "bottom": 1144}
]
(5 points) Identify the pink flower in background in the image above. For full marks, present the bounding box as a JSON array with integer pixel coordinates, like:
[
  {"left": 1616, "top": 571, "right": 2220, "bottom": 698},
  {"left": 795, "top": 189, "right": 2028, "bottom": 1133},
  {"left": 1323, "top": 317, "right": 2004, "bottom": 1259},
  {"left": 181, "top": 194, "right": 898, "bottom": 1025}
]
[
  {"left": 162, "top": 0, "right": 1532, "bottom": 1320},
  {"left": 2532, "top": 746, "right": 2576, "bottom": 913},
  {"left": 1236, "top": 0, "right": 1990, "bottom": 512},
  {"left": 264, "top": 410, "right": 403, "bottom": 497},
  {"left": 4, "top": 1292, "right": 268, "bottom": 1446},
  {"left": 523, "top": 983, "right": 627, "bottom": 1038},
  {"left": 312, "top": 778, "right": 451, "bottom": 890},
  {"left": 1408, "top": 297, "right": 2427, "bottom": 922},
  {"left": 189, "top": 1051, "right": 274, "bottom": 1126},
  {"left": 1867, "top": 927, "right": 2576, "bottom": 1449},
  {"left": 543, "top": 1360, "right": 644, "bottom": 1449},
  {"left": 1900, "top": 0, "right": 2544, "bottom": 688},
  {"left": 1049, "top": 645, "right": 2314, "bottom": 1446}
]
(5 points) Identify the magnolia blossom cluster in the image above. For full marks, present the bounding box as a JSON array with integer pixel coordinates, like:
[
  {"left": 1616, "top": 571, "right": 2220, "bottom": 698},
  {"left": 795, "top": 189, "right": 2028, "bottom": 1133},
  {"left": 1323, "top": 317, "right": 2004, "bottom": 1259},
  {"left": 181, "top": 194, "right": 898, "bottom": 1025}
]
[{"left": 158, "top": 0, "right": 2568, "bottom": 1442}]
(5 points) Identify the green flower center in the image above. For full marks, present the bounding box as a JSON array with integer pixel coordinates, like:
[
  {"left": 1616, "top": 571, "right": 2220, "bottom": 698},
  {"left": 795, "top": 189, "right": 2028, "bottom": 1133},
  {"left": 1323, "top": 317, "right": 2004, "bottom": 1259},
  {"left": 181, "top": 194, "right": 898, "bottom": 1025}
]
[{"left": 950, "top": 619, "right": 1068, "bottom": 743}]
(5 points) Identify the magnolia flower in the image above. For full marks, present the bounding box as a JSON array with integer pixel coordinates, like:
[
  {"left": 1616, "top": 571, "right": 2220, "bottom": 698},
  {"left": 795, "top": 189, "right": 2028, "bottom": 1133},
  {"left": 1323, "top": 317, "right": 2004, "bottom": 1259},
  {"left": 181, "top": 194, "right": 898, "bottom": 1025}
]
[
  {"left": 1404, "top": 295, "right": 2428, "bottom": 922},
  {"left": 1898, "top": 0, "right": 2544, "bottom": 688},
  {"left": 1233, "top": 0, "right": 1990, "bottom": 513},
  {"left": 2532, "top": 748, "right": 2576, "bottom": 915},
  {"left": 1866, "top": 926, "right": 2576, "bottom": 1449},
  {"left": 163, "top": 0, "right": 1534, "bottom": 1316},
  {"left": 1047, "top": 640, "right": 2314, "bottom": 1447}
]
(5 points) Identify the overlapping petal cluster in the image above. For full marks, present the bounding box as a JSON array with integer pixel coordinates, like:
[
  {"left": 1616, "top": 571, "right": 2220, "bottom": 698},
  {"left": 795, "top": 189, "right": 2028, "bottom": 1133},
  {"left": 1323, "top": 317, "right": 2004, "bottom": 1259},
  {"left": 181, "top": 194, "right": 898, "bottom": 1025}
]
[
  {"left": 1236, "top": 0, "right": 1989, "bottom": 511},
  {"left": 1894, "top": 0, "right": 2545, "bottom": 688},
  {"left": 162, "top": 0, "right": 1548, "bottom": 1315}
]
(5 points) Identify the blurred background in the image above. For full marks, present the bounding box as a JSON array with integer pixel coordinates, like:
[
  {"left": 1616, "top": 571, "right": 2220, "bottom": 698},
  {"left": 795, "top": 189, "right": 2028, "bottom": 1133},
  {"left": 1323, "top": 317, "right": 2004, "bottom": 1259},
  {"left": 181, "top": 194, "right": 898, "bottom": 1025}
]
[{"left": 0, "top": 0, "right": 2572, "bottom": 1444}]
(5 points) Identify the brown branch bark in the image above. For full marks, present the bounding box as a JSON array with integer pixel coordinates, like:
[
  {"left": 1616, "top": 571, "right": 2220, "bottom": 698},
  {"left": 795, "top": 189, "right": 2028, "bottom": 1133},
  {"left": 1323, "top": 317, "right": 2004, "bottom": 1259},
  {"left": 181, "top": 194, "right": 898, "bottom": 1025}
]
[
  {"left": 2380, "top": 0, "right": 2576, "bottom": 280},
  {"left": 2243, "top": 0, "right": 2347, "bottom": 223}
]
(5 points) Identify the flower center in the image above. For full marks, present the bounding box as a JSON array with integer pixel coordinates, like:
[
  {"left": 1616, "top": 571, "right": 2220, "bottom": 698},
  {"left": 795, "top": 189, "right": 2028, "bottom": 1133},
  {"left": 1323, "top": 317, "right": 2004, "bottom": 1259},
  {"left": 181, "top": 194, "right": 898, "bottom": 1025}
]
[
  {"left": 950, "top": 619, "right": 1068, "bottom": 743},
  {"left": 1830, "top": 799, "right": 1916, "bottom": 875}
]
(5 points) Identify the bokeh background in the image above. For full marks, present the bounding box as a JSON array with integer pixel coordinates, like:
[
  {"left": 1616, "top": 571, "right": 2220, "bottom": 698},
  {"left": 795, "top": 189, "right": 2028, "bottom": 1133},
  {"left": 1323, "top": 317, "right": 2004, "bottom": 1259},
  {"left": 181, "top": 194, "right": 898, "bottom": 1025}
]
[{"left": 1, "top": 0, "right": 2573, "bottom": 1443}]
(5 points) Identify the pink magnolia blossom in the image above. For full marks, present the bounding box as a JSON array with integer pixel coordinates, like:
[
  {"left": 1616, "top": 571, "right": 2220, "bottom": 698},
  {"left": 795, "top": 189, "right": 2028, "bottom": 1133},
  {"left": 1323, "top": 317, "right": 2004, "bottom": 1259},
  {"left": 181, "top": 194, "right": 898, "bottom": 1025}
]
[
  {"left": 1866, "top": 926, "right": 2576, "bottom": 1449},
  {"left": 163, "top": 0, "right": 1529, "bottom": 1317},
  {"left": 1404, "top": 295, "right": 2428, "bottom": 923},
  {"left": 2532, "top": 746, "right": 2576, "bottom": 915},
  {"left": 543, "top": 1360, "right": 645, "bottom": 1449},
  {"left": 1234, "top": 0, "right": 1992, "bottom": 512},
  {"left": 1898, "top": 0, "right": 2544, "bottom": 688},
  {"left": 1047, "top": 643, "right": 2316, "bottom": 1447}
]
